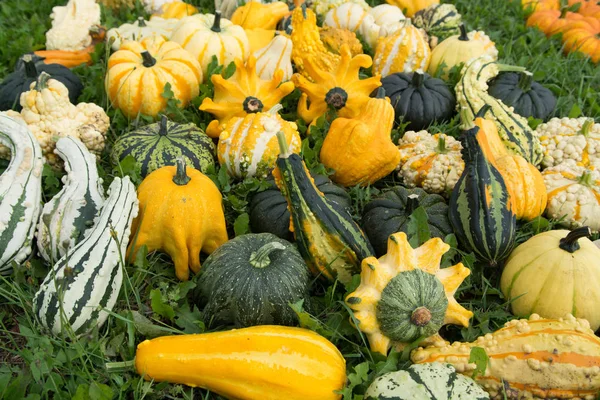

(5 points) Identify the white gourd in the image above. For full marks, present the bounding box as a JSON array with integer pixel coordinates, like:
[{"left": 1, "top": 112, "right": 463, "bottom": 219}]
[{"left": 253, "top": 35, "right": 293, "bottom": 81}]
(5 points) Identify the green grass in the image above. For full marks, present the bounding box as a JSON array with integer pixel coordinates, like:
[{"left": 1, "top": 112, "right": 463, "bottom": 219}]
[{"left": 0, "top": 0, "right": 599, "bottom": 399}]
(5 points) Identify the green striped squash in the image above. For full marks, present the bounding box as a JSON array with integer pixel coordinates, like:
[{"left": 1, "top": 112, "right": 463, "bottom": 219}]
[
  {"left": 33, "top": 177, "right": 139, "bottom": 336},
  {"left": 365, "top": 363, "right": 489, "bottom": 400},
  {"left": 412, "top": 4, "right": 462, "bottom": 44},
  {"left": 36, "top": 136, "right": 105, "bottom": 264},
  {"left": 273, "top": 132, "right": 374, "bottom": 285},
  {"left": 111, "top": 115, "right": 216, "bottom": 178},
  {"left": 0, "top": 113, "right": 43, "bottom": 275}
]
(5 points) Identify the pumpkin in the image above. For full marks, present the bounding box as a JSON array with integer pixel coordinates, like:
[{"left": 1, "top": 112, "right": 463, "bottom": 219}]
[
  {"left": 397, "top": 130, "right": 464, "bottom": 196},
  {"left": 127, "top": 159, "right": 228, "bottom": 281},
  {"left": 427, "top": 25, "right": 498, "bottom": 79},
  {"left": 231, "top": 1, "right": 290, "bottom": 30},
  {"left": 152, "top": 0, "right": 198, "bottom": 19},
  {"left": 105, "top": 36, "right": 202, "bottom": 119},
  {"left": 381, "top": 71, "right": 455, "bottom": 131},
  {"left": 217, "top": 105, "right": 301, "bottom": 179},
  {"left": 365, "top": 363, "right": 489, "bottom": 399},
  {"left": 411, "top": 314, "right": 600, "bottom": 400},
  {"left": 249, "top": 173, "right": 351, "bottom": 241},
  {"left": 521, "top": 0, "right": 560, "bottom": 12},
  {"left": 245, "top": 28, "right": 277, "bottom": 54},
  {"left": 412, "top": 4, "right": 462, "bottom": 47},
  {"left": 292, "top": 44, "right": 381, "bottom": 124},
  {"left": 196, "top": 233, "right": 310, "bottom": 328},
  {"left": 361, "top": 186, "right": 452, "bottom": 257},
  {"left": 253, "top": 34, "right": 293, "bottom": 81},
  {"left": 542, "top": 160, "right": 600, "bottom": 232},
  {"left": 345, "top": 232, "right": 472, "bottom": 355},
  {"left": 323, "top": 3, "right": 369, "bottom": 32},
  {"left": 0, "top": 54, "right": 82, "bottom": 111},
  {"left": 526, "top": 8, "right": 590, "bottom": 37},
  {"left": 319, "top": 26, "right": 363, "bottom": 57},
  {"left": 501, "top": 227, "right": 600, "bottom": 331},
  {"left": 572, "top": 0, "right": 600, "bottom": 18},
  {"left": 537, "top": 117, "right": 599, "bottom": 168},
  {"left": 562, "top": 18, "right": 600, "bottom": 63},
  {"left": 199, "top": 55, "right": 295, "bottom": 138},
  {"left": 170, "top": 11, "right": 250, "bottom": 76},
  {"left": 358, "top": 4, "right": 406, "bottom": 48},
  {"left": 385, "top": 0, "right": 439, "bottom": 17},
  {"left": 310, "top": 0, "right": 370, "bottom": 17},
  {"left": 106, "top": 17, "right": 178, "bottom": 51},
  {"left": 373, "top": 18, "right": 431, "bottom": 77},
  {"left": 111, "top": 115, "right": 216, "bottom": 178},
  {"left": 487, "top": 71, "right": 557, "bottom": 121},
  {"left": 368, "top": 4, "right": 406, "bottom": 27}
]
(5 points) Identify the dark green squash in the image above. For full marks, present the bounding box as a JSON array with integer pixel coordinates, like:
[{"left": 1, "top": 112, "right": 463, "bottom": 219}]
[
  {"left": 412, "top": 4, "right": 463, "bottom": 46},
  {"left": 111, "top": 115, "right": 216, "bottom": 178},
  {"left": 488, "top": 71, "right": 557, "bottom": 121},
  {"left": 362, "top": 187, "right": 452, "bottom": 257},
  {"left": 0, "top": 54, "right": 83, "bottom": 111},
  {"left": 249, "top": 172, "right": 352, "bottom": 241},
  {"left": 195, "top": 233, "right": 310, "bottom": 328}
]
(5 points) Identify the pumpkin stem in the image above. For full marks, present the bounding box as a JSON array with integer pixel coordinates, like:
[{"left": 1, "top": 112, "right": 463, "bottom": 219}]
[
  {"left": 243, "top": 97, "right": 264, "bottom": 113},
  {"left": 248, "top": 242, "right": 287, "bottom": 268},
  {"left": 267, "top": 103, "right": 283, "bottom": 116},
  {"left": 172, "top": 158, "right": 191, "bottom": 186},
  {"left": 105, "top": 360, "right": 135, "bottom": 372},
  {"left": 158, "top": 115, "right": 168, "bottom": 136},
  {"left": 137, "top": 17, "right": 146, "bottom": 27},
  {"left": 212, "top": 11, "right": 222, "bottom": 32},
  {"left": 141, "top": 51, "right": 156, "bottom": 68},
  {"left": 22, "top": 54, "right": 38, "bottom": 78},
  {"left": 580, "top": 119, "right": 594, "bottom": 137},
  {"left": 559, "top": 227, "right": 591, "bottom": 253},
  {"left": 411, "top": 71, "right": 425, "bottom": 88},
  {"left": 578, "top": 171, "right": 593, "bottom": 186},
  {"left": 411, "top": 306, "right": 432, "bottom": 327},
  {"left": 276, "top": 130, "right": 291, "bottom": 158},
  {"left": 435, "top": 135, "right": 448, "bottom": 154},
  {"left": 301, "top": 3, "right": 307, "bottom": 18},
  {"left": 517, "top": 71, "right": 534, "bottom": 92},
  {"left": 458, "top": 24, "right": 469, "bottom": 41},
  {"left": 35, "top": 71, "right": 51, "bottom": 90},
  {"left": 374, "top": 87, "right": 386, "bottom": 99},
  {"left": 559, "top": 6, "right": 569, "bottom": 18},
  {"left": 325, "top": 87, "right": 348, "bottom": 110},
  {"left": 406, "top": 194, "right": 420, "bottom": 214}
]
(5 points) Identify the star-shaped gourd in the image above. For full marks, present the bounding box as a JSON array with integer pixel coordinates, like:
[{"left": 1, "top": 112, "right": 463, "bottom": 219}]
[{"left": 345, "top": 232, "right": 473, "bottom": 356}]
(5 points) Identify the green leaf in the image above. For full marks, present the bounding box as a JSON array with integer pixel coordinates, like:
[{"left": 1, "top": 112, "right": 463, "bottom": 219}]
[
  {"left": 338, "top": 361, "right": 370, "bottom": 400},
  {"left": 150, "top": 289, "right": 175, "bottom": 321},
  {"left": 568, "top": 103, "right": 582, "bottom": 118},
  {"left": 234, "top": 213, "right": 250, "bottom": 236},
  {"left": 469, "top": 346, "right": 489, "bottom": 379},
  {"left": 130, "top": 311, "right": 166, "bottom": 338},
  {"left": 407, "top": 206, "right": 431, "bottom": 248},
  {"left": 89, "top": 382, "right": 113, "bottom": 400},
  {"left": 41, "top": 164, "right": 61, "bottom": 199},
  {"left": 113, "top": 155, "right": 142, "bottom": 186},
  {"left": 174, "top": 303, "right": 204, "bottom": 334},
  {"left": 289, "top": 300, "right": 332, "bottom": 337},
  {"left": 222, "top": 61, "right": 236, "bottom": 79}
]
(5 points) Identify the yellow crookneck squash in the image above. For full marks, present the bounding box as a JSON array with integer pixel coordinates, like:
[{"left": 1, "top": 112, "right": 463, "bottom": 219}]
[
  {"left": 127, "top": 159, "right": 228, "bottom": 281},
  {"left": 292, "top": 44, "right": 381, "bottom": 124},
  {"left": 230, "top": 1, "right": 290, "bottom": 30},
  {"left": 320, "top": 88, "right": 400, "bottom": 187},
  {"left": 199, "top": 55, "right": 295, "bottom": 138}
]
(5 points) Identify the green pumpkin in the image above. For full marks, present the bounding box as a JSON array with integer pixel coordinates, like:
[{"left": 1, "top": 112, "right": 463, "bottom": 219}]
[
  {"left": 195, "top": 233, "right": 310, "bottom": 328},
  {"left": 111, "top": 115, "right": 216, "bottom": 177},
  {"left": 412, "top": 4, "right": 462, "bottom": 46}
]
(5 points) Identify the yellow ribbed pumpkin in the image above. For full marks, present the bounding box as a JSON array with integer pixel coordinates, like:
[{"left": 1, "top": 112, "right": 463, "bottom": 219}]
[
  {"left": 105, "top": 35, "right": 202, "bottom": 119},
  {"left": 253, "top": 34, "right": 293, "bottom": 81},
  {"left": 231, "top": 1, "right": 290, "bottom": 30},
  {"left": 385, "top": 0, "right": 439, "bottom": 17},
  {"left": 151, "top": 0, "right": 198, "bottom": 19}
]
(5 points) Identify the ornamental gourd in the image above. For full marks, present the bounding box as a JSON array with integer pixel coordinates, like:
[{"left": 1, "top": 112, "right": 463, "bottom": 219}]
[
  {"left": 0, "top": 114, "right": 44, "bottom": 275},
  {"left": 345, "top": 232, "right": 473, "bottom": 355},
  {"left": 411, "top": 314, "right": 600, "bottom": 400},
  {"left": 385, "top": 0, "right": 439, "bottom": 17},
  {"left": 152, "top": 0, "right": 198, "bottom": 19},
  {"left": 105, "top": 36, "right": 202, "bottom": 119},
  {"left": 106, "top": 17, "right": 178, "bottom": 51},
  {"left": 245, "top": 28, "right": 277, "bottom": 54},
  {"left": 253, "top": 35, "right": 293, "bottom": 81},
  {"left": 358, "top": 4, "right": 406, "bottom": 48},
  {"left": 230, "top": 1, "right": 289, "bottom": 30},
  {"left": 501, "top": 227, "right": 600, "bottom": 331},
  {"left": 412, "top": 4, "right": 462, "bottom": 47},
  {"left": 537, "top": 117, "right": 599, "bottom": 168},
  {"left": 127, "top": 159, "right": 228, "bottom": 281},
  {"left": 323, "top": 3, "right": 369, "bottom": 32},
  {"left": 320, "top": 89, "right": 400, "bottom": 187},
  {"left": 319, "top": 27, "right": 364, "bottom": 57}
]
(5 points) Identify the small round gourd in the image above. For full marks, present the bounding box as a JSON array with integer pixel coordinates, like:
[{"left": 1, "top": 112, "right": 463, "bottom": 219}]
[
  {"left": 253, "top": 34, "right": 293, "bottom": 81},
  {"left": 323, "top": 3, "right": 369, "bottom": 32},
  {"left": 386, "top": 0, "right": 439, "bottom": 17},
  {"left": 412, "top": 4, "right": 462, "bottom": 46}
]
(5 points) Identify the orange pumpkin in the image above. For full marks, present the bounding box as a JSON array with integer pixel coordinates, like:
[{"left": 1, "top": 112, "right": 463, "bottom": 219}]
[
  {"left": 562, "top": 18, "right": 600, "bottom": 63},
  {"left": 526, "top": 8, "right": 586, "bottom": 36},
  {"left": 521, "top": 0, "right": 560, "bottom": 12},
  {"left": 569, "top": 0, "right": 600, "bottom": 18}
]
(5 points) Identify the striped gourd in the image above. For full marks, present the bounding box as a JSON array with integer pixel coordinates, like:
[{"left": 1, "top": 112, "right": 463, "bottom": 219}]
[
  {"left": 323, "top": 3, "right": 369, "bottom": 32},
  {"left": 36, "top": 137, "right": 105, "bottom": 264},
  {"left": 412, "top": 4, "right": 462, "bottom": 44},
  {"left": 273, "top": 132, "right": 374, "bottom": 285},
  {"left": 33, "top": 177, "right": 139, "bottom": 336},
  {"left": 253, "top": 35, "right": 293, "bottom": 81},
  {"left": 455, "top": 55, "right": 543, "bottom": 166},
  {"left": 448, "top": 110, "right": 517, "bottom": 266},
  {"left": 411, "top": 314, "right": 600, "bottom": 400},
  {"left": 0, "top": 114, "right": 44, "bottom": 274},
  {"left": 111, "top": 115, "right": 215, "bottom": 178}
]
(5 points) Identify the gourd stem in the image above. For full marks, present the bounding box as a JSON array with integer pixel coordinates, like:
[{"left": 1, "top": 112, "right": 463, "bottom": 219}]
[
  {"left": 435, "top": 135, "right": 447, "bottom": 154},
  {"left": 496, "top": 64, "right": 527, "bottom": 73},
  {"left": 411, "top": 71, "right": 424, "bottom": 88},
  {"left": 406, "top": 194, "right": 420, "bottom": 214},
  {"left": 459, "top": 107, "right": 476, "bottom": 130},
  {"left": 374, "top": 87, "right": 386, "bottom": 99},
  {"left": 248, "top": 242, "right": 286, "bottom": 268},
  {"left": 158, "top": 115, "right": 168, "bottom": 136},
  {"left": 137, "top": 17, "right": 146, "bottom": 27},
  {"left": 580, "top": 119, "right": 594, "bottom": 137},
  {"left": 35, "top": 71, "right": 51, "bottom": 90},
  {"left": 517, "top": 71, "right": 534, "bottom": 92},
  {"left": 325, "top": 87, "right": 348, "bottom": 110},
  {"left": 212, "top": 11, "right": 222, "bottom": 32},
  {"left": 301, "top": 3, "right": 307, "bottom": 18},
  {"left": 411, "top": 306, "right": 432, "bottom": 327},
  {"left": 403, "top": 18, "right": 412, "bottom": 28},
  {"left": 578, "top": 171, "right": 593, "bottom": 187},
  {"left": 458, "top": 24, "right": 469, "bottom": 41},
  {"left": 558, "top": 227, "right": 591, "bottom": 253},
  {"left": 267, "top": 104, "right": 284, "bottom": 116},
  {"left": 173, "top": 158, "right": 191, "bottom": 186},
  {"left": 276, "top": 131, "right": 290, "bottom": 157},
  {"left": 105, "top": 360, "right": 135, "bottom": 372},
  {"left": 22, "top": 54, "right": 37, "bottom": 78},
  {"left": 243, "top": 96, "right": 264, "bottom": 113},
  {"left": 559, "top": 6, "right": 569, "bottom": 18},
  {"left": 141, "top": 51, "right": 156, "bottom": 68}
]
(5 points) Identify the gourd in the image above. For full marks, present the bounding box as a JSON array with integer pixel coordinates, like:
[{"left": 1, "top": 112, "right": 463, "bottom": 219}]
[
  {"left": 124, "top": 326, "right": 347, "bottom": 400},
  {"left": 385, "top": 0, "right": 439, "bottom": 17},
  {"left": 319, "top": 26, "right": 364, "bottom": 57},
  {"left": 199, "top": 55, "right": 295, "bottom": 138},
  {"left": 537, "top": 117, "right": 599, "bottom": 168},
  {"left": 105, "top": 36, "right": 202, "bottom": 119},
  {"left": 33, "top": 177, "right": 138, "bottom": 335},
  {"left": 455, "top": 55, "right": 544, "bottom": 166},
  {"left": 320, "top": 88, "right": 400, "bottom": 187},
  {"left": 413, "top": 4, "right": 462, "bottom": 47},
  {"left": 36, "top": 137, "right": 105, "bottom": 264},
  {"left": 106, "top": 17, "right": 178, "bottom": 51},
  {"left": 32, "top": 48, "right": 94, "bottom": 68},
  {"left": 249, "top": 173, "right": 351, "bottom": 241},
  {"left": 170, "top": 11, "right": 250, "bottom": 76},
  {"left": 253, "top": 34, "right": 293, "bottom": 81},
  {"left": 323, "top": 3, "right": 369, "bottom": 32},
  {"left": 488, "top": 71, "right": 557, "bottom": 121},
  {"left": 501, "top": 227, "right": 600, "bottom": 331},
  {"left": 310, "top": 0, "right": 370, "bottom": 17},
  {"left": 361, "top": 186, "right": 452, "bottom": 257},
  {"left": 345, "top": 232, "right": 473, "bottom": 355},
  {"left": 230, "top": 1, "right": 290, "bottom": 30},
  {"left": 217, "top": 105, "right": 301, "bottom": 180},
  {"left": 397, "top": 130, "right": 464, "bottom": 196},
  {"left": 448, "top": 109, "right": 517, "bottom": 266},
  {"left": 245, "top": 28, "right": 277, "bottom": 53},
  {"left": 521, "top": 0, "right": 560, "bottom": 12},
  {"left": 365, "top": 363, "right": 489, "bottom": 399},
  {"left": 292, "top": 44, "right": 381, "bottom": 124},
  {"left": 0, "top": 54, "right": 83, "bottom": 111},
  {"left": 45, "top": 0, "right": 101, "bottom": 51},
  {"left": 152, "top": 0, "right": 198, "bottom": 19},
  {"left": 358, "top": 5, "right": 406, "bottom": 48},
  {"left": 196, "top": 233, "right": 310, "bottom": 328},
  {"left": 526, "top": 8, "right": 587, "bottom": 37},
  {"left": 428, "top": 25, "right": 498, "bottom": 79},
  {"left": 380, "top": 71, "right": 455, "bottom": 131},
  {"left": 373, "top": 19, "right": 431, "bottom": 77},
  {"left": 273, "top": 132, "right": 374, "bottom": 285},
  {"left": 0, "top": 114, "right": 44, "bottom": 275},
  {"left": 411, "top": 314, "right": 600, "bottom": 400},
  {"left": 111, "top": 115, "right": 216, "bottom": 178},
  {"left": 562, "top": 17, "right": 600, "bottom": 64},
  {"left": 127, "top": 159, "right": 228, "bottom": 281}
]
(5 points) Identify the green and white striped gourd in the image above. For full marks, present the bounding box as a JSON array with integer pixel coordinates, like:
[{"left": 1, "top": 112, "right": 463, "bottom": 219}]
[
  {"left": 33, "top": 177, "right": 138, "bottom": 336},
  {"left": 36, "top": 136, "right": 105, "bottom": 264},
  {"left": 0, "top": 113, "right": 44, "bottom": 274},
  {"left": 455, "top": 55, "right": 543, "bottom": 166}
]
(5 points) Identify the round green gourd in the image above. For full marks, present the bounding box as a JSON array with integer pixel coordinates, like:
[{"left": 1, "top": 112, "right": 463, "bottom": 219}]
[
  {"left": 412, "top": 4, "right": 462, "bottom": 46},
  {"left": 111, "top": 115, "right": 216, "bottom": 178},
  {"left": 195, "top": 233, "right": 310, "bottom": 328}
]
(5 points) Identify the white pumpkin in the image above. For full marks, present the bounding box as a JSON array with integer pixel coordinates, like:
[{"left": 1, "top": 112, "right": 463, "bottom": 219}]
[
  {"left": 253, "top": 35, "right": 293, "bottom": 81},
  {"left": 358, "top": 4, "right": 406, "bottom": 48},
  {"left": 106, "top": 17, "right": 179, "bottom": 51},
  {"left": 324, "top": 3, "right": 369, "bottom": 32}
]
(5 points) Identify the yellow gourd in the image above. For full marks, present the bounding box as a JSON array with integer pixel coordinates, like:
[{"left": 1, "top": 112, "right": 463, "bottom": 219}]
[
  {"left": 127, "top": 159, "right": 228, "bottom": 281},
  {"left": 253, "top": 34, "right": 293, "bottom": 81},
  {"left": 319, "top": 26, "right": 363, "bottom": 56},
  {"left": 231, "top": 1, "right": 290, "bottom": 30},
  {"left": 151, "top": 1, "right": 198, "bottom": 19},
  {"left": 320, "top": 89, "right": 400, "bottom": 187},
  {"left": 385, "top": 0, "right": 439, "bottom": 17},
  {"left": 245, "top": 28, "right": 276, "bottom": 53}
]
